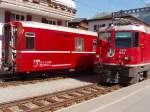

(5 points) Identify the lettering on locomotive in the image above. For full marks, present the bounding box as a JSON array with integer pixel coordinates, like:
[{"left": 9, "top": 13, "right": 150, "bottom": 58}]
[{"left": 33, "top": 59, "right": 52, "bottom": 68}]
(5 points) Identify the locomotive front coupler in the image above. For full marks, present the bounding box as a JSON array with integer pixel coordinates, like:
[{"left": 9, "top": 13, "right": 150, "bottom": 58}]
[{"left": 97, "top": 64, "right": 130, "bottom": 84}]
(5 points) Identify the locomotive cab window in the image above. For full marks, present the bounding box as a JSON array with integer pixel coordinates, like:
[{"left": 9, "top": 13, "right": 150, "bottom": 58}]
[
  {"left": 115, "top": 32, "right": 132, "bottom": 48},
  {"left": 115, "top": 32, "right": 139, "bottom": 48},
  {"left": 75, "top": 38, "right": 84, "bottom": 51},
  {"left": 99, "top": 32, "right": 111, "bottom": 42},
  {"left": 25, "top": 32, "right": 35, "bottom": 50}
]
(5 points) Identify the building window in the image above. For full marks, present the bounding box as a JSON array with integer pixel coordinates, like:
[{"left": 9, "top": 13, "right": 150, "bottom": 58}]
[
  {"left": 42, "top": 18, "right": 57, "bottom": 25},
  {"left": 57, "top": 21, "right": 62, "bottom": 26},
  {"left": 75, "top": 38, "right": 84, "bottom": 51},
  {"left": 94, "top": 25, "right": 97, "bottom": 31},
  {"left": 27, "top": 15, "right": 32, "bottom": 21},
  {"left": 25, "top": 32, "right": 35, "bottom": 50},
  {"left": 101, "top": 24, "right": 106, "bottom": 27},
  {"left": 11, "top": 13, "right": 26, "bottom": 21},
  {"left": 109, "top": 23, "right": 112, "bottom": 26},
  {"left": 5, "top": 11, "right": 11, "bottom": 23},
  {"left": 47, "top": 20, "right": 56, "bottom": 25},
  {"left": 93, "top": 24, "right": 106, "bottom": 31},
  {"left": 23, "top": 0, "right": 29, "bottom": 1}
]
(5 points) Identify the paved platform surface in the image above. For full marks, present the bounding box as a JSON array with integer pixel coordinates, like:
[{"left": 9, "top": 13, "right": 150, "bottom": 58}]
[
  {"left": 0, "top": 75, "right": 98, "bottom": 104},
  {"left": 57, "top": 79, "right": 150, "bottom": 112}
]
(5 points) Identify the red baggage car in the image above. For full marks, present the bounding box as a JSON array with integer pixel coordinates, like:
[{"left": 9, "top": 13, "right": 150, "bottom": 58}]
[{"left": 2, "top": 21, "right": 97, "bottom": 74}]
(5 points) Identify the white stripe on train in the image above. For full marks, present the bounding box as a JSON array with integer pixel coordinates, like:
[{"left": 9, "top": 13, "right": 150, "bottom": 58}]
[
  {"left": 103, "top": 63, "right": 150, "bottom": 67},
  {"left": 20, "top": 51, "right": 96, "bottom": 54}
]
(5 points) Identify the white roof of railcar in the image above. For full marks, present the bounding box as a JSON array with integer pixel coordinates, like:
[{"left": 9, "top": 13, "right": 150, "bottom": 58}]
[
  {"left": 99, "top": 24, "right": 150, "bottom": 34},
  {"left": 21, "top": 21, "right": 97, "bottom": 36}
]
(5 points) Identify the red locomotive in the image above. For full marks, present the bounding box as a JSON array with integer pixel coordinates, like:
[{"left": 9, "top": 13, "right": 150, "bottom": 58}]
[
  {"left": 96, "top": 24, "right": 150, "bottom": 84},
  {"left": 2, "top": 21, "right": 97, "bottom": 74}
]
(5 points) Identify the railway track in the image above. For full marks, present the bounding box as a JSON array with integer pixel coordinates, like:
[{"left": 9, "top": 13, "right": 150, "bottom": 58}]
[{"left": 0, "top": 84, "right": 122, "bottom": 112}]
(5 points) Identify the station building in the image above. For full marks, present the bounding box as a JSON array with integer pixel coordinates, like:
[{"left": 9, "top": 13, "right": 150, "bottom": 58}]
[
  {"left": 0, "top": 0, "right": 76, "bottom": 36},
  {"left": 88, "top": 7, "right": 150, "bottom": 32}
]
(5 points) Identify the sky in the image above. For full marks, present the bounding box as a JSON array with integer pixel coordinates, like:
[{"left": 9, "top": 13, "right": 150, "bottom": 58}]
[{"left": 76, "top": 0, "right": 150, "bottom": 19}]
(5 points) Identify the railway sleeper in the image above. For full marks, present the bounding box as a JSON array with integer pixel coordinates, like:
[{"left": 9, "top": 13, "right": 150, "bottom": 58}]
[
  {"left": 18, "top": 104, "right": 31, "bottom": 111},
  {"left": 32, "top": 100, "right": 45, "bottom": 107}
]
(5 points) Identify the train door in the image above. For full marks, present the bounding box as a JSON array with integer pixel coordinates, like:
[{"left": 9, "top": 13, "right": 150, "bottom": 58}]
[
  {"left": 3, "top": 24, "right": 16, "bottom": 71},
  {"left": 140, "top": 33, "right": 147, "bottom": 62},
  {"left": 0, "top": 23, "right": 3, "bottom": 67}
]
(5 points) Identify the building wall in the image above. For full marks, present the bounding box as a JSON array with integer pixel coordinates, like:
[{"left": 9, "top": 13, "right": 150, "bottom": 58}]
[
  {"left": 88, "top": 19, "right": 112, "bottom": 31},
  {"left": 30, "top": 14, "right": 65, "bottom": 26},
  {"left": 0, "top": 0, "right": 76, "bottom": 21},
  {"left": 0, "top": 9, "right": 67, "bottom": 26},
  {"left": 0, "top": 0, "right": 77, "bottom": 26},
  {"left": 0, "top": 9, "right": 4, "bottom": 23},
  {"left": 32, "top": 15, "right": 42, "bottom": 23},
  {"left": 88, "top": 17, "right": 145, "bottom": 32}
]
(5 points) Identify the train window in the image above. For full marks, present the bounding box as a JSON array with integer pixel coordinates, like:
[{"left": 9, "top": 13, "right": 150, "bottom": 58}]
[
  {"left": 93, "top": 40, "right": 97, "bottom": 52},
  {"left": 75, "top": 38, "right": 84, "bottom": 51},
  {"left": 99, "top": 32, "right": 111, "bottom": 42},
  {"left": 132, "top": 32, "right": 139, "bottom": 47},
  {"left": 115, "top": 32, "right": 132, "bottom": 48},
  {"left": 25, "top": 32, "right": 35, "bottom": 50}
]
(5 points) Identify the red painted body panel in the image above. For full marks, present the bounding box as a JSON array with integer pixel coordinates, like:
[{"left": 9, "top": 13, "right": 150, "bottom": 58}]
[{"left": 3, "top": 21, "right": 97, "bottom": 73}]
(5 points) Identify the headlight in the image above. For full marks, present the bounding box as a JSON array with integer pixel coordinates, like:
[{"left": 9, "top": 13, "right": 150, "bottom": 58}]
[
  {"left": 124, "top": 56, "right": 131, "bottom": 61},
  {"left": 96, "top": 55, "right": 100, "bottom": 58}
]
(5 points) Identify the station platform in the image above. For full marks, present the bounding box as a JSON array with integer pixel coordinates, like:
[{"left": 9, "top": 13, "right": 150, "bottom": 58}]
[
  {"left": 57, "top": 79, "right": 150, "bottom": 112},
  {"left": 0, "top": 75, "right": 98, "bottom": 104}
]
